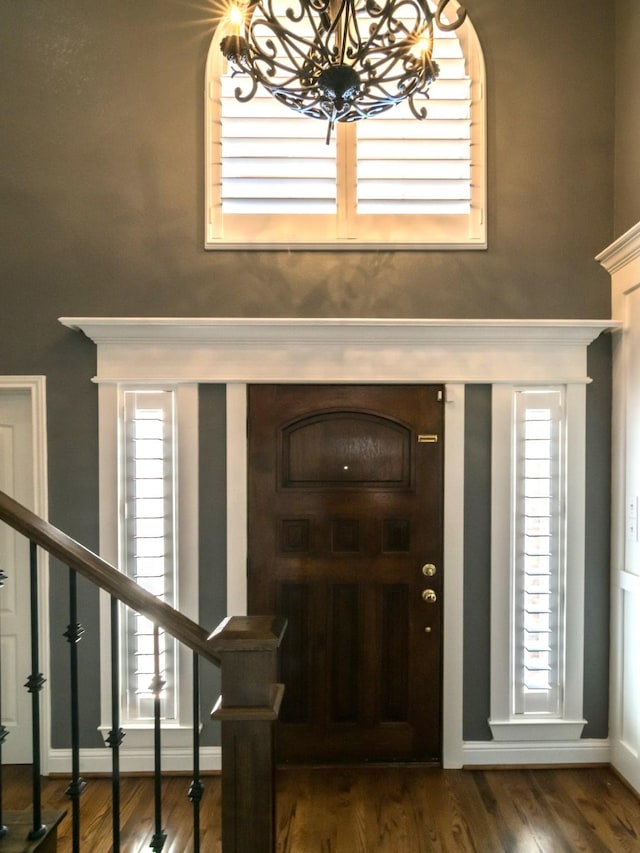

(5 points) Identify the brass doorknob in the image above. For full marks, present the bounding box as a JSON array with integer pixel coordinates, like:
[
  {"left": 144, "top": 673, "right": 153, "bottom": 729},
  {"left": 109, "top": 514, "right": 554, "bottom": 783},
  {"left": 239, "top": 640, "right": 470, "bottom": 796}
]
[
  {"left": 422, "top": 589, "right": 437, "bottom": 604},
  {"left": 422, "top": 563, "right": 437, "bottom": 577}
]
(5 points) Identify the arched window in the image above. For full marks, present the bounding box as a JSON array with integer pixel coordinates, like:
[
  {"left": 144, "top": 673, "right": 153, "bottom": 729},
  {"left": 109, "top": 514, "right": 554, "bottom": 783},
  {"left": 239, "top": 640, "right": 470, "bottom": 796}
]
[{"left": 205, "top": 0, "right": 486, "bottom": 249}]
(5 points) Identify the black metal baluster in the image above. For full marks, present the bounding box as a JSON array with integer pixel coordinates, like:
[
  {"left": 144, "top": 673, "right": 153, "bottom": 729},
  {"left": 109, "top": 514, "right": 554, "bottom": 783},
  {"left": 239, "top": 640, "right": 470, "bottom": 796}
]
[
  {"left": 26, "top": 541, "right": 46, "bottom": 841},
  {"left": 106, "top": 596, "right": 124, "bottom": 850},
  {"left": 63, "top": 568, "right": 86, "bottom": 852},
  {"left": 0, "top": 567, "right": 8, "bottom": 839},
  {"left": 188, "top": 652, "right": 203, "bottom": 853},
  {"left": 150, "top": 624, "right": 166, "bottom": 852}
]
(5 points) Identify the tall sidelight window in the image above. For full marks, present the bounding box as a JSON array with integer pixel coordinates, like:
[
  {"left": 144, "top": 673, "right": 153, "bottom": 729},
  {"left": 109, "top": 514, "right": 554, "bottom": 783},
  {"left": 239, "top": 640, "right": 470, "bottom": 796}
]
[
  {"left": 98, "top": 381, "right": 198, "bottom": 762},
  {"left": 490, "top": 383, "right": 585, "bottom": 742},
  {"left": 205, "top": 0, "right": 486, "bottom": 249},
  {"left": 121, "top": 390, "right": 178, "bottom": 724},
  {"left": 512, "top": 389, "right": 565, "bottom": 718}
]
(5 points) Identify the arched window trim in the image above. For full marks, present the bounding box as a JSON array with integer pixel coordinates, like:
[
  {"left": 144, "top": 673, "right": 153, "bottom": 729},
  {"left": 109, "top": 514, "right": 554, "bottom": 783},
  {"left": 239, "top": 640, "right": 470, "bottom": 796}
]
[{"left": 204, "top": 2, "right": 486, "bottom": 251}]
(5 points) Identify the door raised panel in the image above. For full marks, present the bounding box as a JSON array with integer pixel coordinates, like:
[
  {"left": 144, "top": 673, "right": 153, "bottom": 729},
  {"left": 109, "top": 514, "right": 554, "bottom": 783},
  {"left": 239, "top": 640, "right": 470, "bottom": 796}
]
[{"left": 282, "top": 413, "right": 411, "bottom": 486}]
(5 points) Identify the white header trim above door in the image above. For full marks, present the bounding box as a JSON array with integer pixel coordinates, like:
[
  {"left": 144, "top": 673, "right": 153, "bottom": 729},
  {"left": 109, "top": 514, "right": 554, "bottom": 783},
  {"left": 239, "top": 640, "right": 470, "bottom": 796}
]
[{"left": 59, "top": 317, "right": 615, "bottom": 384}]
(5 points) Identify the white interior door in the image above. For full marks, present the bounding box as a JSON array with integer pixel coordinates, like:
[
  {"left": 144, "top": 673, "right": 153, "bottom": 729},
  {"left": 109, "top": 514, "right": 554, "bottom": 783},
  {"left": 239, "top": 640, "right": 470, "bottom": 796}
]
[
  {"left": 0, "top": 390, "right": 35, "bottom": 763},
  {"left": 610, "top": 286, "right": 640, "bottom": 793}
]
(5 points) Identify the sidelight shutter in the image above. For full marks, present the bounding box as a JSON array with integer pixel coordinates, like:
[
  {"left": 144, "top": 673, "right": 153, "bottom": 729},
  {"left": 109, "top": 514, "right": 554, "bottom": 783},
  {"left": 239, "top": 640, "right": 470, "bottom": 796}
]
[
  {"left": 122, "top": 390, "right": 177, "bottom": 723},
  {"left": 512, "top": 389, "right": 565, "bottom": 717}
]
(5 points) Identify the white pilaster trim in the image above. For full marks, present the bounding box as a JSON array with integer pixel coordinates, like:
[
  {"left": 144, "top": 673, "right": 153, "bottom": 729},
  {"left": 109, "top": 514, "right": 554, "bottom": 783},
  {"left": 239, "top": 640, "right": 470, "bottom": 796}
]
[
  {"left": 226, "top": 384, "right": 247, "bottom": 616},
  {"left": 442, "top": 383, "right": 465, "bottom": 768}
]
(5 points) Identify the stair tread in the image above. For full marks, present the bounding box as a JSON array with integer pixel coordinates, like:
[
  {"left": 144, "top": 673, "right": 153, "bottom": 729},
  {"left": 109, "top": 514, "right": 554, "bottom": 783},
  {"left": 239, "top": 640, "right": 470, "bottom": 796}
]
[{"left": 0, "top": 811, "right": 66, "bottom": 852}]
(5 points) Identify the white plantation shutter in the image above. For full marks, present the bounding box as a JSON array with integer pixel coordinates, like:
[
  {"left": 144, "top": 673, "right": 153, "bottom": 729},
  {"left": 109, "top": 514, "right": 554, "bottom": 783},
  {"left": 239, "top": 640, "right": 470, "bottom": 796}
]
[
  {"left": 221, "top": 85, "right": 337, "bottom": 214},
  {"left": 122, "top": 390, "right": 177, "bottom": 723},
  {"left": 206, "top": 0, "right": 485, "bottom": 247},
  {"left": 356, "top": 29, "right": 471, "bottom": 215},
  {"left": 513, "top": 389, "right": 565, "bottom": 717}
]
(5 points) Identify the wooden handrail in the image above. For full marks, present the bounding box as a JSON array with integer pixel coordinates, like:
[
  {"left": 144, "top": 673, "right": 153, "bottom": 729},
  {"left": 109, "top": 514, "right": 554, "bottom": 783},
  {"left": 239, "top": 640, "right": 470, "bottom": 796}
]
[{"left": 0, "top": 490, "right": 220, "bottom": 667}]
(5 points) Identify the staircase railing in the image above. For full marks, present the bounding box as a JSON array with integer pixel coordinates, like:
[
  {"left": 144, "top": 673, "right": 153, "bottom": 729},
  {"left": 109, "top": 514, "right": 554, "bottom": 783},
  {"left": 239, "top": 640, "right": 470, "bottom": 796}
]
[{"left": 0, "top": 488, "right": 286, "bottom": 852}]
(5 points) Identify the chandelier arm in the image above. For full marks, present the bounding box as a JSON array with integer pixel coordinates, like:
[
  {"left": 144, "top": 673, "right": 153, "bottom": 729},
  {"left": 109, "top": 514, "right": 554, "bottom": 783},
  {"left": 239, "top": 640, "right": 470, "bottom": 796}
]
[
  {"left": 231, "top": 72, "right": 259, "bottom": 103},
  {"left": 408, "top": 92, "right": 429, "bottom": 119},
  {"left": 434, "top": 0, "right": 467, "bottom": 31},
  {"left": 248, "top": 18, "right": 331, "bottom": 78},
  {"left": 359, "top": 51, "right": 436, "bottom": 101},
  {"left": 249, "top": 1, "right": 338, "bottom": 68},
  {"left": 358, "top": 0, "right": 429, "bottom": 60},
  {"left": 253, "top": 0, "right": 336, "bottom": 69},
  {"left": 337, "top": 0, "right": 355, "bottom": 65},
  {"left": 222, "top": 0, "right": 449, "bottom": 124}
]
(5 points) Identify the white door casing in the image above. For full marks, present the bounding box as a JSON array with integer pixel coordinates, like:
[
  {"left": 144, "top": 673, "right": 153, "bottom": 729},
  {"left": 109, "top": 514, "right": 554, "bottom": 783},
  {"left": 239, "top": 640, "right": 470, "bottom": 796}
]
[
  {"left": 598, "top": 223, "right": 640, "bottom": 796},
  {"left": 0, "top": 379, "right": 48, "bottom": 766}
]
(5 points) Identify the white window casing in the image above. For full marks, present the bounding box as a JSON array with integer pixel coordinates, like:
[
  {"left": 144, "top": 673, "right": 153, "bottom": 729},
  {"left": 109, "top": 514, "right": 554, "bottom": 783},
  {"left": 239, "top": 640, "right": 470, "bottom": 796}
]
[
  {"left": 98, "top": 383, "right": 199, "bottom": 750},
  {"left": 204, "top": 0, "right": 486, "bottom": 249},
  {"left": 489, "top": 384, "right": 587, "bottom": 742}
]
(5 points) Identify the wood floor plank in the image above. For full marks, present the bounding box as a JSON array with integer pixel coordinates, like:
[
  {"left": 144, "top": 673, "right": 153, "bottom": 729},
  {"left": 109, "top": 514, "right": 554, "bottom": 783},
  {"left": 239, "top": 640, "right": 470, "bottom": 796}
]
[
  {"left": 3, "top": 764, "right": 640, "bottom": 851},
  {"left": 475, "top": 769, "right": 575, "bottom": 852},
  {"left": 526, "top": 769, "right": 615, "bottom": 852},
  {"left": 562, "top": 767, "right": 640, "bottom": 852}
]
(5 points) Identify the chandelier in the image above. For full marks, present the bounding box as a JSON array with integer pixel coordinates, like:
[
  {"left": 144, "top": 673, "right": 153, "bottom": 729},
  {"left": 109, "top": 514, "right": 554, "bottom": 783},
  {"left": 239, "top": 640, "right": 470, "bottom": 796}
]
[{"left": 219, "top": 0, "right": 467, "bottom": 138}]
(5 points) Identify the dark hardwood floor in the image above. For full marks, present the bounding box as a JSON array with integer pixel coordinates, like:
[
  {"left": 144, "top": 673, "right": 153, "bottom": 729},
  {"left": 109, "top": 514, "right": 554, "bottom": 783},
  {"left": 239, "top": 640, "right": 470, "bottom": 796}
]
[{"left": 3, "top": 764, "right": 640, "bottom": 851}]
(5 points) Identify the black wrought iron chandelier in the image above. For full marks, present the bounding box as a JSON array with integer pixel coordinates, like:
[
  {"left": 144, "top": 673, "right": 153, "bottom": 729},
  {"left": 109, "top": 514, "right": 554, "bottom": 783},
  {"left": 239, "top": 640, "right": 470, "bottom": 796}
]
[{"left": 219, "top": 0, "right": 466, "bottom": 137}]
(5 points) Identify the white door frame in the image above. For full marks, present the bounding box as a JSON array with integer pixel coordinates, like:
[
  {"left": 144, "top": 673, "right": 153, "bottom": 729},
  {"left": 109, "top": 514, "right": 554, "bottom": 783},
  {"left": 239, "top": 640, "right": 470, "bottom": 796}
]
[
  {"left": 598, "top": 222, "right": 640, "bottom": 795},
  {"left": 59, "top": 317, "right": 614, "bottom": 769},
  {"left": 0, "top": 377, "right": 49, "bottom": 771}
]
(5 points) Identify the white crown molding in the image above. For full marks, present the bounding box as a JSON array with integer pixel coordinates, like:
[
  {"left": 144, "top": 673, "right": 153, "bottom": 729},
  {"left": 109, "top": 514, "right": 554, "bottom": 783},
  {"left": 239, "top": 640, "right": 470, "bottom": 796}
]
[
  {"left": 597, "top": 222, "right": 640, "bottom": 320},
  {"left": 59, "top": 317, "right": 617, "bottom": 385},
  {"left": 596, "top": 221, "right": 640, "bottom": 276}
]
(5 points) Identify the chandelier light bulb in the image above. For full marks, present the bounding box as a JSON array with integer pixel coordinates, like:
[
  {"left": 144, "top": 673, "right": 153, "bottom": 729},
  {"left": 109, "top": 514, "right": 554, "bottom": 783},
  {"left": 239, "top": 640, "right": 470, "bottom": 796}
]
[{"left": 227, "top": 5, "right": 244, "bottom": 27}]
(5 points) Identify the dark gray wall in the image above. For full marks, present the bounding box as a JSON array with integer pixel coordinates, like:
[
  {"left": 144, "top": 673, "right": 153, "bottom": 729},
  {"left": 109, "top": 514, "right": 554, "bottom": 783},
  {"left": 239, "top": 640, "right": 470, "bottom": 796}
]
[
  {"left": 463, "top": 385, "right": 492, "bottom": 741},
  {"left": 197, "top": 384, "right": 227, "bottom": 746},
  {"left": 614, "top": 0, "right": 640, "bottom": 236},
  {"left": 0, "top": 0, "right": 616, "bottom": 746},
  {"left": 583, "top": 333, "right": 612, "bottom": 738}
]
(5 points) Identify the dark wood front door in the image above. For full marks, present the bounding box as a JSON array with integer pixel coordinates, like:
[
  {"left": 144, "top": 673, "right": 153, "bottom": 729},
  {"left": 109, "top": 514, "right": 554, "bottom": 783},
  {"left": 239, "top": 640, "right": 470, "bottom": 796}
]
[{"left": 247, "top": 385, "right": 444, "bottom": 763}]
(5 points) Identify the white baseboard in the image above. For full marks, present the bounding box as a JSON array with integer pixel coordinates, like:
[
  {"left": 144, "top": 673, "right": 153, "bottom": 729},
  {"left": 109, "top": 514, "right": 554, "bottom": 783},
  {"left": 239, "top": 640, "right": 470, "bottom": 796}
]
[
  {"left": 46, "top": 746, "right": 221, "bottom": 776},
  {"left": 462, "top": 738, "right": 611, "bottom": 767},
  {"left": 611, "top": 740, "right": 640, "bottom": 796},
  {"left": 47, "top": 740, "right": 612, "bottom": 775}
]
